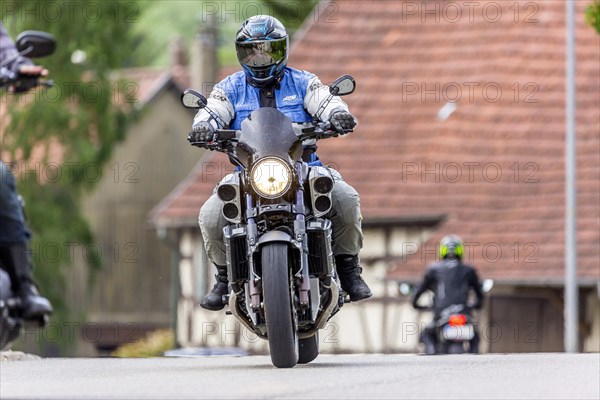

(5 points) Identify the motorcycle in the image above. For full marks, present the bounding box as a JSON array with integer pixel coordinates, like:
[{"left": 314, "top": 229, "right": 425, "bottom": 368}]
[
  {"left": 399, "top": 279, "right": 493, "bottom": 355},
  {"left": 418, "top": 303, "right": 478, "bottom": 354},
  {"left": 181, "top": 76, "right": 356, "bottom": 368},
  {"left": 0, "top": 30, "right": 55, "bottom": 350}
]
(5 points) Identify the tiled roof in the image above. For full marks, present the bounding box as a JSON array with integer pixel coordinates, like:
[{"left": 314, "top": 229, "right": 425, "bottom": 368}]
[
  {"left": 112, "top": 67, "right": 172, "bottom": 106},
  {"left": 150, "top": 1, "right": 599, "bottom": 281}
]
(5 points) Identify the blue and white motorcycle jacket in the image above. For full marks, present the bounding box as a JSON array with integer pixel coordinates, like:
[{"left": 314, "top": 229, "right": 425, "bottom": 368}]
[{"left": 193, "top": 67, "right": 352, "bottom": 165}]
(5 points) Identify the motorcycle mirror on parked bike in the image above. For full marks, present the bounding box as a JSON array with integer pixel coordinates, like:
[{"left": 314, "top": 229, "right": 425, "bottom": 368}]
[
  {"left": 481, "top": 279, "right": 494, "bottom": 293},
  {"left": 15, "top": 31, "right": 56, "bottom": 58},
  {"left": 181, "top": 89, "right": 207, "bottom": 109},
  {"left": 329, "top": 75, "right": 355, "bottom": 96},
  {"left": 398, "top": 282, "right": 414, "bottom": 296}
]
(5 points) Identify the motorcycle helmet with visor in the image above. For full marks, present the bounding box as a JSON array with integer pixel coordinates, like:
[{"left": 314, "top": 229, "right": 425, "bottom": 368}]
[
  {"left": 439, "top": 235, "right": 464, "bottom": 260},
  {"left": 235, "top": 15, "right": 288, "bottom": 87}
]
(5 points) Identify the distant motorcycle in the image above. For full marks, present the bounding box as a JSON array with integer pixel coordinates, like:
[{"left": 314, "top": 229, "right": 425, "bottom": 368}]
[
  {"left": 416, "top": 303, "right": 477, "bottom": 354},
  {"left": 0, "top": 30, "right": 55, "bottom": 350},
  {"left": 399, "top": 279, "right": 493, "bottom": 355},
  {"left": 181, "top": 76, "right": 356, "bottom": 368}
]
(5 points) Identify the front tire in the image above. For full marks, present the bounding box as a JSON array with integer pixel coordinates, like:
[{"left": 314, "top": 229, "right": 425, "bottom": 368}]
[
  {"left": 298, "top": 333, "right": 319, "bottom": 364},
  {"left": 262, "top": 243, "right": 298, "bottom": 368}
]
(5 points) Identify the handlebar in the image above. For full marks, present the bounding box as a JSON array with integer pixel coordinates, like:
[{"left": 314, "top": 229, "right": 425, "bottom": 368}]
[
  {"left": 297, "top": 121, "right": 353, "bottom": 142},
  {"left": 413, "top": 303, "right": 481, "bottom": 312},
  {"left": 188, "top": 129, "right": 239, "bottom": 151},
  {"left": 188, "top": 122, "right": 353, "bottom": 151},
  {"left": 213, "top": 130, "right": 237, "bottom": 141},
  {"left": 0, "top": 68, "right": 53, "bottom": 91},
  {"left": 414, "top": 305, "right": 434, "bottom": 311}
]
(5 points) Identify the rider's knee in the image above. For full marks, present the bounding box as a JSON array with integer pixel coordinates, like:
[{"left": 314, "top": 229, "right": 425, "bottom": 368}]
[
  {"left": 198, "top": 194, "right": 226, "bottom": 239},
  {"left": 331, "top": 181, "right": 361, "bottom": 225}
]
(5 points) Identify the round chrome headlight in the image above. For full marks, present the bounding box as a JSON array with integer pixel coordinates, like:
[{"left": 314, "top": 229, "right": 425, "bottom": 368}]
[{"left": 250, "top": 157, "right": 293, "bottom": 199}]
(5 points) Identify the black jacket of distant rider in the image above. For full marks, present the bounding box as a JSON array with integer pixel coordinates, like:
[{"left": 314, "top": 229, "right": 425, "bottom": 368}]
[{"left": 412, "top": 259, "right": 484, "bottom": 318}]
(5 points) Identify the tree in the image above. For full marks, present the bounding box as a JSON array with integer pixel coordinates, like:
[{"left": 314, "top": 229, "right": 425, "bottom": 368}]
[
  {"left": 127, "top": 0, "right": 320, "bottom": 68},
  {"left": 261, "top": 0, "right": 320, "bottom": 33},
  {"left": 586, "top": 1, "right": 600, "bottom": 34},
  {"left": 2, "top": 0, "right": 142, "bottom": 353}
]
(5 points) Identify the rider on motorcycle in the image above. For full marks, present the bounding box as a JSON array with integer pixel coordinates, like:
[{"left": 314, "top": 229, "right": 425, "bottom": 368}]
[
  {"left": 0, "top": 22, "right": 53, "bottom": 319},
  {"left": 188, "top": 15, "right": 372, "bottom": 311},
  {"left": 411, "top": 235, "right": 484, "bottom": 354}
]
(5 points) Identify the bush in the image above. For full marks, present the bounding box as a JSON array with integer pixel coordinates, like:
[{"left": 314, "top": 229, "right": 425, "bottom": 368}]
[
  {"left": 585, "top": 1, "right": 600, "bottom": 35},
  {"left": 111, "top": 329, "right": 174, "bottom": 358}
]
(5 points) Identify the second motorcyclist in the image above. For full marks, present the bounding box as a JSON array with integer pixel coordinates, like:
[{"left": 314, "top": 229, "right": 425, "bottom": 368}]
[
  {"left": 189, "top": 15, "right": 372, "bottom": 311},
  {"left": 412, "top": 235, "right": 484, "bottom": 354}
]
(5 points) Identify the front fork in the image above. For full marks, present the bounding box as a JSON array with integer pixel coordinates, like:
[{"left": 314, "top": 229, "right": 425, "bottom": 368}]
[
  {"left": 245, "top": 193, "right": 261, "bottom": 310},
  {"left": 244, "top": 163, "right": 311, "bottom": 311},
  {"left": 294, "top": 162, "right": 311, "bottom": 308}
]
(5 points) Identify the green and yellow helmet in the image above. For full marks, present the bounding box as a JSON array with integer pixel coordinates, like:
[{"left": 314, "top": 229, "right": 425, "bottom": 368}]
[{"left": 439, "top": 235, "right": 464, "bottom": 259}]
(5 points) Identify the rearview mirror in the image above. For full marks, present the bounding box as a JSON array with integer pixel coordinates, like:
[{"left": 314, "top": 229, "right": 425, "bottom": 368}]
[
  {"left": 329, "top": 75, "right": 355, "bottom": 96},
  {"left": 181, "top": 89, "right": 207, "bottom": 109},
  {"left": 15, "top": 31, "right": 56, "bottom": 58},
  {"left": 398, "top": 282, "right": 414, "bottom": 296},
  {"left": 482, "top": 279, "right": 494, "bottom": 293}
]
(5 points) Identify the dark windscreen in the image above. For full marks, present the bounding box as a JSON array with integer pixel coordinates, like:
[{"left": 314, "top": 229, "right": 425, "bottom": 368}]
[{"left": 235, "top": 108, "right": 303, "bottom": 168}]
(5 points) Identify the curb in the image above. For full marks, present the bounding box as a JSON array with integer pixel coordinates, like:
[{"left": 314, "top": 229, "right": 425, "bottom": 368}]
[{"left": 0, "top": 350, "right": 41, "bottom": 361}]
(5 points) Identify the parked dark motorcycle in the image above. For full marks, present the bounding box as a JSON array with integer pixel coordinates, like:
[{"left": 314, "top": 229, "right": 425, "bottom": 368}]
[
  {"left": 0, "top": 30, "right": 55, "bottom": 351},
  {"left": 181, "top": 76, "right": 356, "bottom": 368}
]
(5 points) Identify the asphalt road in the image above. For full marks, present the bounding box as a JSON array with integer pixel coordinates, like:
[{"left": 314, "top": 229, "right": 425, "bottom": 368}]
[{"left": 1, "top": 353, "right": 598, "bottom": 399}]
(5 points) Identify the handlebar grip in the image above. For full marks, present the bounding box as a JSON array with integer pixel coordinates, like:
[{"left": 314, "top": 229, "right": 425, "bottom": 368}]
[
  {"left": 414, "top": 305, "right": 433, "bottom": 311},
  {"left": 215, "top": 130, "right": 237, "bottom": 141}
]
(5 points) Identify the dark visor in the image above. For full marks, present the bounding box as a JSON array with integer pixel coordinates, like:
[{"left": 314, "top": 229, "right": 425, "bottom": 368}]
[{"left": 236, "top": 38, "right": 287, "bottom": 68}]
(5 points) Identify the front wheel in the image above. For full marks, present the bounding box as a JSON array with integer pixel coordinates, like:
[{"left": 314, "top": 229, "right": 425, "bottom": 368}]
[
  {"left": 298, "top": 333, "right": 319, "bottom": 364},
  {"left": 262, "top": 243, "right": 298, "bottom": 368}
]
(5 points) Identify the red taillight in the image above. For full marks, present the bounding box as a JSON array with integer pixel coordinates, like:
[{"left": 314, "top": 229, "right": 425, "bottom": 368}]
[{"left": 448, "top": 314, "right": 467, "bottom": 326}]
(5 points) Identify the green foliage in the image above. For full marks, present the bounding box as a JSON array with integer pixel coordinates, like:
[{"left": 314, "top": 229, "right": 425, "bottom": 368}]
[
  {"left": 2, "top": 0, "right": 140, "bottom": 352},
  {"left": 585, "top": 1, "right": 600, "bottom": 34},
  {"left": 261, "top": 0, "right": 320, "bottom": 32},
  {"left": 128, "top": 1, "right": 203, "bottom": 67},
  {"left": 112, "top": 329, "right": 174, "bottom": 358},
  {"left": 128, "top": 0, "right": 319, "bottom": 68}
]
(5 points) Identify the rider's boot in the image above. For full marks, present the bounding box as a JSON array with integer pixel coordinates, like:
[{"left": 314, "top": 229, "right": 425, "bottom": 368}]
[
  {"left": 335, "top": 254, "right": 372, "bottom": 302},
  {"left": 199, "top": 264, "right": 229, "bottom": 311},
  {"left": 0, "top": 243, "right": 53, "bottom": 319}
]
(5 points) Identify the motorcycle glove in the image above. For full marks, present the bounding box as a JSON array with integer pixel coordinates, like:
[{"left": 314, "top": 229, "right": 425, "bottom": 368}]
[
  {"left": 329, "top": 111, "right": 356, "bottom": 134},
  {"left": 14, "top": 75, "right": 39, "bottom": 93},
  {"left": 188, "top": 121, "right": 215, "bottom": 143}
]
